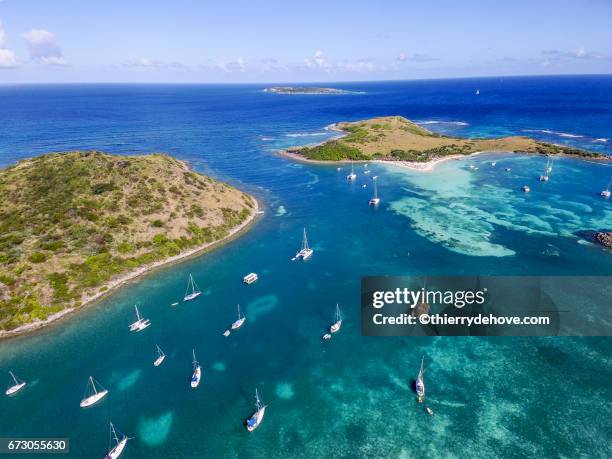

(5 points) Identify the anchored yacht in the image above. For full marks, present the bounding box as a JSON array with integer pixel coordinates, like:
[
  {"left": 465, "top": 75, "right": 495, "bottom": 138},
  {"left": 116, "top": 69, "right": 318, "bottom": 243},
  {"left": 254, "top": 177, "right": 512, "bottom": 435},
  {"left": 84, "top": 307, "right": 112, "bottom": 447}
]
[
  {"left": 183, "top": 273, "right": 202, "bottom": 301},
  {"left": 231, "top": 304, "right": 246, "bottom": 330},
  {"left": 330, "top": 304, "right": 342, "bottom": 334},
  {"left": 5, "top": 371, "right": 26, "bottom": 396},
  {"left": 104, "top": 422, "right": 129, "bottom": 459},
  {"left": 246, "top": 388, "right": 267, "bottom": 432},
  {"left": 292, "top": 228, "right": 313, "bottom": 261},
  {"left": 191, "top": 349, "right": 201, "bottom": 388},
  {"left": 80, "top": 376, "right": 108, "bottom": 408}
]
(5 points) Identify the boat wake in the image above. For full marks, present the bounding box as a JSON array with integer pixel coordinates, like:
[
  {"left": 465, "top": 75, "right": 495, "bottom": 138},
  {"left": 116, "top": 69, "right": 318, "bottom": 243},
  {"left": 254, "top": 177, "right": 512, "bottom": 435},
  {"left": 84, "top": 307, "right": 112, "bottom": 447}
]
[{"left": 523, "top": 129, "right": 584, "bottom": 138}]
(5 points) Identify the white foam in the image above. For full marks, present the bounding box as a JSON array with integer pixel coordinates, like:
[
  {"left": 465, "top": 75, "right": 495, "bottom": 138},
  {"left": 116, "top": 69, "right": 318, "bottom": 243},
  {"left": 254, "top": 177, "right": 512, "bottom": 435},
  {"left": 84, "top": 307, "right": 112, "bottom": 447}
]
[
  {"left": 285, "top": 132, "right": 327, "bottom": 138},
  {"left": 593, "top": 138, "right": 608, "bottom": 143},
  {"left": 415, "top": 120, "right": 469, "bottom": 126}
]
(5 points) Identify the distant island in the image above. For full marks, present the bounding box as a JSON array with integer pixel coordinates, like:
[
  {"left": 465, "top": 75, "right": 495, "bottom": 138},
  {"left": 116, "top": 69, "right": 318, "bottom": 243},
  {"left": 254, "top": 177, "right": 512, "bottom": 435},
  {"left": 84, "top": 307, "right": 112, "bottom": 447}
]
[
  {"left": 0, "top": 151, "right": 258, "bottom": 335},
  {"left": 263, "top": 86, "right": 361, "bottom": 95},
  {"left": 283, "top": 116, "right": 603, "bottom": 168}
]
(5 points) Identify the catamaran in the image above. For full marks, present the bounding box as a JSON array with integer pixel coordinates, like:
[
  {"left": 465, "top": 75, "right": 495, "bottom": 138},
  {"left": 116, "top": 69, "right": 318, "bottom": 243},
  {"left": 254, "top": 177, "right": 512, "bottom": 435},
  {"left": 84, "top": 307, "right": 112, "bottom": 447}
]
[
  {"left": 601, "top": 176, "right": 611, "bottom": 198},
  {"left": 346, "top": 161, "right": 357, "bottom": 181},
  {"left": 80, "top": 376, "right": 108, "bottom": 408},
  {"left": 153, "top": 345, "right": 166, "bottom": 367},
  {"left": 369, "top": 178, "right": 381, "bottom": 206},
  {"left": 330, "top": 304, "right": 342, "bottom": 334},
  {"left": 231, "top": 304, "right": 246, "bottom": 330},
  {"left": 191, "top": 349, "right": 201, "bottom": 388},
  {"left": 416, "top": 356, "right": 425, "bottom": 403},
  {"left": 292, "top": 227, "right": 313, "bottom": 261},
  {"left": 5, "top": 371, "right": 26, "bottom": 396},
  {"left": 183, "top": 273, "right": 202, "bottom": 301},
  {"left": 245, "top": 388, "right": 267, "bottom": 432},
  {"left": 128, "top": 304, "right": 150, "bottom": 332},
  {"left": 104, "top": 422, "right": 129, "bottom": 459}
]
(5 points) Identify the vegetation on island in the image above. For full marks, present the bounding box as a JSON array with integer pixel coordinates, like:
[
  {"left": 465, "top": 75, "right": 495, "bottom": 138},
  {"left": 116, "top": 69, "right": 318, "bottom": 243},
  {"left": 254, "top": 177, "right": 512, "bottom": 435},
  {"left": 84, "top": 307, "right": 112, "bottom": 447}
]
[
  {"left": 0, "top": 151, "right": 256, "bottom": 331},
  {"left": 289, "top": 116, "right": 600, "bottom": 162}
]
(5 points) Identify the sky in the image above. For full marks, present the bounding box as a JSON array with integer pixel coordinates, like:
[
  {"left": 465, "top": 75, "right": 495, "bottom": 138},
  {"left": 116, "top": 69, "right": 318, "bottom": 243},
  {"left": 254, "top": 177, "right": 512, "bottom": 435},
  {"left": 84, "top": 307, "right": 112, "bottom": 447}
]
[{"left": 0, "top": 0, "right": 611, "bottom": 83}]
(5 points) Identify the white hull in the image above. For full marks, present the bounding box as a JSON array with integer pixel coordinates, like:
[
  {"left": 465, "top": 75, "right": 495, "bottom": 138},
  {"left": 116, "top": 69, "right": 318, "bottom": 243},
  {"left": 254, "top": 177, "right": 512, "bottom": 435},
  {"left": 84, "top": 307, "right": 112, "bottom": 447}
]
[
  {"left": 5, "top": 382, "right": 26, "bottom": 396},
  {"left": 369, "top": 198, "right": 380, "bottom": 205},
  {"left": 540, "top": 175, "right": 549, "bottom": 182},
  {"left": 601, "top": 190, "right": 611, "bottom": 198},
  {"left": 184, "top": 291, "right": 202, "bottom": 302},
  {"left": 231, "top": 317, "right": 246, "bottom": 330},
  {"left": 153, "top": 355, "right": 166, "bottom": 367},
  {"left": 80, "top": 389, "right": 108, "bottom": 408},
  {"left": 223, "top": 330, "right": 231, "bottom": 337},
  {"left": 346, "top": 173, "right": 357, "bottom": 181},
  {"left": 246, "top": 406, "right": 266, "bottom": 432},
  {"left": 243, "top": 273, "right": 258, "bottom": 284},
  {"left": 105, "top": 437, "right": 127, "bottom": 459},
  {"left": 191, "top": 366, "right": 201, "bottom": 388},
  {"left": 293, "top": 248, "right": 313, "bottom": 261},
  {"left": 323, "top": 333, "right": 332, "bottom": 340},
  {"left": 330, "top": 320, "right": 342, "bottom": 333},
  {"left": 522, "top": 186, "right": 530, "bottom": 193},
  {"left": 129, "top": 319, "right": 150, "bottom": 332}
]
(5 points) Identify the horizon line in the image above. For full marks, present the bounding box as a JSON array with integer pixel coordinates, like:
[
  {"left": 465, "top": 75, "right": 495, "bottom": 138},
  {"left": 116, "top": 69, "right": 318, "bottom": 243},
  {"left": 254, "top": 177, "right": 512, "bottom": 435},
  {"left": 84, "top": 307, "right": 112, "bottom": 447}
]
[{"left": 1, "top": 73, "right": 612, "bottom": 86}]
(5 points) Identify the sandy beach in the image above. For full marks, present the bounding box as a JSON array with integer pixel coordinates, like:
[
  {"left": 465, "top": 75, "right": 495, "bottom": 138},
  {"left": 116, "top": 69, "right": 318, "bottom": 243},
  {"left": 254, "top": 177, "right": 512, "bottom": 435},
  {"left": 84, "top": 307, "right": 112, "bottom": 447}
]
[{"left": 0, "top": 199, "right": 261, "bottom": 340}]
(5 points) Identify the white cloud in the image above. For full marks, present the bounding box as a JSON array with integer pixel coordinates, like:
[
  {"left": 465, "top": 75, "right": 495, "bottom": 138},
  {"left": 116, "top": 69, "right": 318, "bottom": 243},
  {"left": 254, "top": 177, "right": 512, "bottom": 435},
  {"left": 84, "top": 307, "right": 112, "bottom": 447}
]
[
  {"left": 0, "top": 21, "right": 17, "bottom": 68},
  {"left": 0, "top": 48, "right": 17, "bottom": 68},
  {"left": 22, "top": 28, "right": 66, "bottom": 65},
  {"left": 396, "top": 52, "right": 438, "bottom": 63},
  {"left": 123, "top": 57, "right": 187, "bottom": 69},
  {"left": 215, "top": 57, "right": 246, "bottom": 73}
]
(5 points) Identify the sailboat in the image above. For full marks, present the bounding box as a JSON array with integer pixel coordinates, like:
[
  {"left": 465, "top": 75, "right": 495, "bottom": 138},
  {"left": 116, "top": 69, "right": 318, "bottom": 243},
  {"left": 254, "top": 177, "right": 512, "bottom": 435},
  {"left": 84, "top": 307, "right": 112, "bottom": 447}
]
[
  {"left": 330, "top": 304, "right": 342, "bottom": 334},
  {"left": 601, "top": 176, "right": 611, "bottom": 198},
  {"left": 104, "top": 422, "right": 129, "bottom": 459},
  {"left": 369, "top": 178, "right": 380, "bottom": 206},
  {"left": 475, "top": 89, "right": 480, "bottom": 95},
  {"left": 231, "top": 304, "right": 246, "bottom": 330},
  {"left": 190, "top": 349, "right": 201, "bottom": 388},
  {"left": 540, "top": 158, "right": 551, "bottom": 182},
  {"left": 291, "top": 227, "right": 313, "bottom": 261},
  {"left": 346, "top": 161, "right": 357, "bottom": 181},
  {"left": 522, "top": 185, "right": 531, "bottom": 193},
  {"left": 80, "top": 376, "right": 108, "bottom": 408},
  {"left": 416, "top": 356, "right": 425, "bottom": 403},
  {"left": 5, "top": 371, "right": 27, "bottom": 396},
  {"left": 153, "top": 345, "right": 166, "bottom": 367},
  {"left": 128, "top": 304, "right": 150, "bottom": 332},
  {"left": 245, "top": 388, "right": 267, "bottom": 432},
  {"left": 183, "top": 273, "right": 202, "bottom": 302}
]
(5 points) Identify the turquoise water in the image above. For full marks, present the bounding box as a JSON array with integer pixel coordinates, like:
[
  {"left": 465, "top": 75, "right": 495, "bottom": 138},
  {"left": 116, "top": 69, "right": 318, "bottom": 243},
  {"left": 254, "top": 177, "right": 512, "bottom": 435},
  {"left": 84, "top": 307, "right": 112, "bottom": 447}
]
[{"left": 1, "top": 78, "right": 612, "bottom": 457}]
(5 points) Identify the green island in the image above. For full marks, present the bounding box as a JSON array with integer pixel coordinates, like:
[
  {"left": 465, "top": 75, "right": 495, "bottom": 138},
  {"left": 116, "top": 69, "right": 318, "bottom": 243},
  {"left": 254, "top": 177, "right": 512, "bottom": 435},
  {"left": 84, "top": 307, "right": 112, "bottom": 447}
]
[
  {"left": 0, "top": 151, "right": 257, "bottom": 333},
  {"left": 285, "top": 116, "right": 601, "bottom": 162}
]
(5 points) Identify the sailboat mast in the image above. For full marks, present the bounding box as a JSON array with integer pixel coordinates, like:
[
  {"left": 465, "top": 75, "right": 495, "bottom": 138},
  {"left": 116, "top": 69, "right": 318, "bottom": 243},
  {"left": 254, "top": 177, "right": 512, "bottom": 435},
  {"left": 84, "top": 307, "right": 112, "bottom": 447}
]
[
  {"left": 373, "top": 179, "right": 378, "bottom": 198},
  {"left": 9, "top": 371, "right": 18, "bottom": 385},
  {"left": 237, "top": 304, "right": 241, "bottom": 320},
  {"left": 91, "top": 377, "right": 98, "bottom": 395},
  {"left": 302, "top": 228, "right": 308, "bottom": 250},
  {"left": 135, "top": 305, "right": 141, "bottom": 321},
  {"left": 336, "top": 304, "right": 341, "bottom": 322}
]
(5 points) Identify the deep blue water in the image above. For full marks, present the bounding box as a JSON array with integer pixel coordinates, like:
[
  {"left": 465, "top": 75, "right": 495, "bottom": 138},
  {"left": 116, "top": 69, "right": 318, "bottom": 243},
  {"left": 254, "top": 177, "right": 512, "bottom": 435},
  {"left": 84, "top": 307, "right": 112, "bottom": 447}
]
[{"left": 0, "top": 76, "right": 611, "bottom": 458}]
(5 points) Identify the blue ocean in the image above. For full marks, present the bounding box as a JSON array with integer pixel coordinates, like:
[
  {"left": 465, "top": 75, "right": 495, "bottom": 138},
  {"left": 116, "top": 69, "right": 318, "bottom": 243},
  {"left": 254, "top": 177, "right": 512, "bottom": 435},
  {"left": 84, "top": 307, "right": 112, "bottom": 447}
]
[{"left": 0, "top": 76, "right": 611, "bottom": 457}]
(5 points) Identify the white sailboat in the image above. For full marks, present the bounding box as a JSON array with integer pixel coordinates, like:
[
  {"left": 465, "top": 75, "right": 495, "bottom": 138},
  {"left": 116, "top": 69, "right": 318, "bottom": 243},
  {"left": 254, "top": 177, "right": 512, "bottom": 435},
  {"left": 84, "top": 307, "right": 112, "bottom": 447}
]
[
  {"left": 183, "top": 273, "right": 202, "bottom": 302},
  {"left": 153, "top": 345, "right": 166, "bottom": 367},
  {"left": 104, "top": 422, "right": 129, "bottom": 459},
  {"left": 475, "top": 89, "right": 480, "bottom": 95},
  {"left": 540, "top": 158, "right": 551, "bottom": 182},
  {"left": 346, "top": 161, "right": 357, "bottom": 181},
  {"left": 330, "top": 304, "right": 342, "bottom": 334},
  {"left": 245, "top": 388, "right": 267, "bottom": 432},
  {"left": 369, "top": 178, "right": 380, "bottom": 206},
  {"left": 190, "top": 349, "right": 201, "bottom": 388},
  {"left": 80, "top": 376, "right": 108, "bottom": 408},
  {"left": 5, "top": 371, "right": 26, "bottom": 396},
  {"left": 601, "top": 176, "right": 611, "bottom": 198},
  {"left": 231, "top": 304, "right": 246, "bottom": 330},
  {"left": 416, "top": 356, "right": 425, "bottom": 403},
  {"left": 522, "top": 185, "right": 531, "bottom": 193},
  {"left": 128, "top": 304, "right": 150, "bottom": 332},
  {"left": 292, "top": 227, "right": 313, "bottom": 261}
]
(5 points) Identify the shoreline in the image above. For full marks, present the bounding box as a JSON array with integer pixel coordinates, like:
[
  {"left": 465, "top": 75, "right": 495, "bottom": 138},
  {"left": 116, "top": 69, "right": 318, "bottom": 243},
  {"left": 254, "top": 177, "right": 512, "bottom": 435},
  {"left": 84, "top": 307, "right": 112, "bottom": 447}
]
[{"left": 0, "top": 198, "right": 261, "bottom": 341}]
